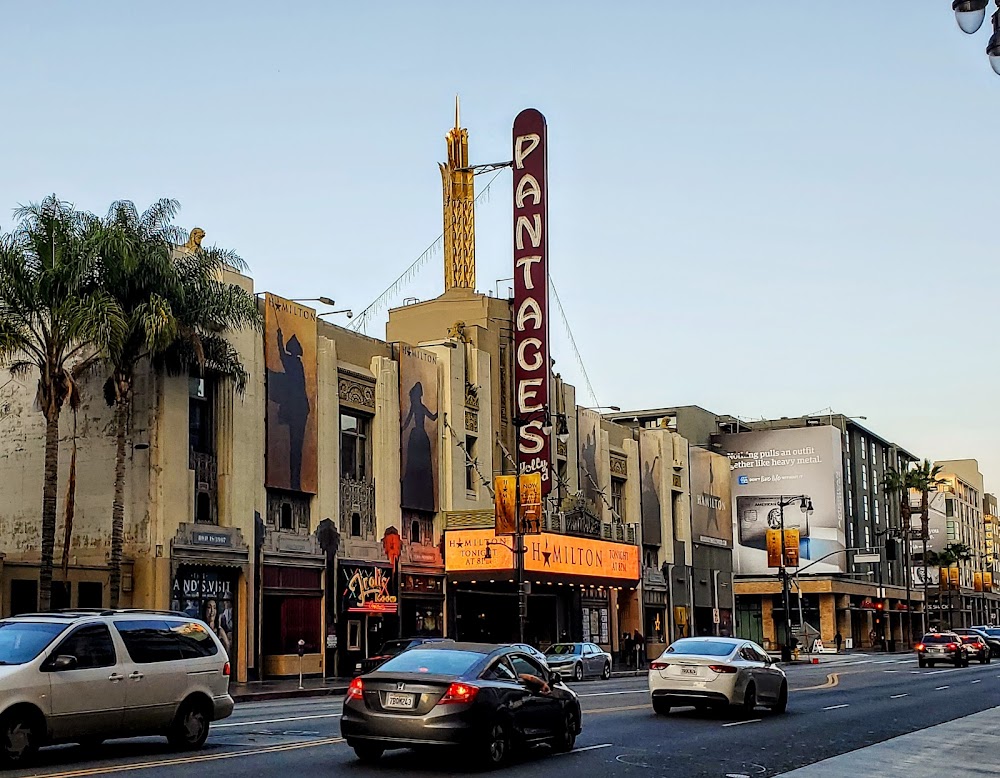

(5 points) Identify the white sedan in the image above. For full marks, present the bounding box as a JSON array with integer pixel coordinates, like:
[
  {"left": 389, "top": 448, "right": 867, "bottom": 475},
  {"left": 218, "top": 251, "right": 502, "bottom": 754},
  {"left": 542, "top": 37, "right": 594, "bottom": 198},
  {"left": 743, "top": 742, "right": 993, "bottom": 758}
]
[{"left": 648, "top": 637, "right": 787, "bottom": 716}]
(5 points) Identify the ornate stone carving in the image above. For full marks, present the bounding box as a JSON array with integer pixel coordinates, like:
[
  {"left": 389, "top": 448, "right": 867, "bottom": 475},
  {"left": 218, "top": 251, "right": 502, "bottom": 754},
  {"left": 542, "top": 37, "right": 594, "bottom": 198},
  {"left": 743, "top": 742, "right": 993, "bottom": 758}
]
[
  {"left": 557, "top": 438, "right": 567, "bottom": 457},
  {"left": 465, "top": 384, "right": 479, "bottom": 410},
  {"left": 340, "top": 477, "right": 376, "bottom": 540},
  {"left": 338, "top": 371, "right": 375, "bottom": 409},
  {"left": 464, "top": 410, "right": 478, "bottom": 432},
  {"left": 610, "top": 455, "right": 628, "bottom": 478}
]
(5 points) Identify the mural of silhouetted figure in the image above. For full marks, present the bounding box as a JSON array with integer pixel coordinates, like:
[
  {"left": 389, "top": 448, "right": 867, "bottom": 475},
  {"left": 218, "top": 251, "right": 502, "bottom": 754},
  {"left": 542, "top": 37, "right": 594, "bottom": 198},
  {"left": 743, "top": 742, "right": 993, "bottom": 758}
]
[
  {"left": 707, "top": 456, "right": 721, "bottom": 533},
  {"left": 268, "top": 326, "right": 310, "bottom": 491},
  {"left": 401, "top": 381, "right": 438, "bottom": 511},
  {"left": 581, "top": 429, "right": 598, "bottom": 507},
  {"left": 641, "top": 454, "right": 661, "bottom": 526}
]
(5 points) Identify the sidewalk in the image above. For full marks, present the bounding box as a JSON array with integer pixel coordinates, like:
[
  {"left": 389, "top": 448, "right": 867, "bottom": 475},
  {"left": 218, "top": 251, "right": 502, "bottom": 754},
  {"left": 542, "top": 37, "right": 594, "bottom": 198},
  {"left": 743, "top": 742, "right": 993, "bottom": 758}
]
[
  {"left": 775, "top": 706, "right": 1000, "bottom": 777},
  {"left": 231, "top": 677, "right": 351, "bottom": 703}
]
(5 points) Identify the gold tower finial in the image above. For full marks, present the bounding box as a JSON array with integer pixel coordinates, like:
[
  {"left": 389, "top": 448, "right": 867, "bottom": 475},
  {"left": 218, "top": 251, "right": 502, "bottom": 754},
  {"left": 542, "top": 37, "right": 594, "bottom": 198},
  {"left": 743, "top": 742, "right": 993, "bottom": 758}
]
[{"left": 440, "top": 97, "right": 476, "bottom": 292}]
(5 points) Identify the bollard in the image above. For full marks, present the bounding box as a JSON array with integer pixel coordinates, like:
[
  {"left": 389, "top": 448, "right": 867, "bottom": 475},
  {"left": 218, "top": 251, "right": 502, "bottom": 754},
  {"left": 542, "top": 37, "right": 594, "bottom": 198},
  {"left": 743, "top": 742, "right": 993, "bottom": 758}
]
[{"left": 297, "top": 639, "right": 306, "bottom": 690}]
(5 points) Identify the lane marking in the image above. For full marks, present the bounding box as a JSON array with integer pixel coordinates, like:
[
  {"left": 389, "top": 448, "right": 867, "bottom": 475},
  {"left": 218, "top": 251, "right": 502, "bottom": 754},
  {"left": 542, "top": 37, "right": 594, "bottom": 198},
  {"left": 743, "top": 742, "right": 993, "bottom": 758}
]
[
  {"left": 890, "top": 693, "right": 908, "bottom": 699},
  {"left": 721, "top": 718, "right": 761, "bottom": 727},
  {"left": 215, "top": 713, "right": 342, "bottom": 728},
  {"left": 556, "top": 743, "right": 613, "bottom": 756},
  {"left": 584, "top": 703, "right": 649, "bottom": 715},
  {"left": 29, "top": 737, "right": 345, "bottom": 778},
  {"left": 935, "top": 686, "right": 950, "bottom": 690},
  {"left": 792, "top": 673, "right": 839, "bottom": 691},
  {"left": 822, "top": 704, "right": 849, "bottom": 710},
  {"left": 971, "top": 680, "right": 982, "bottom": 684},
  {"left": 578, "top": 690, "right": 647, "bottom": 698}
]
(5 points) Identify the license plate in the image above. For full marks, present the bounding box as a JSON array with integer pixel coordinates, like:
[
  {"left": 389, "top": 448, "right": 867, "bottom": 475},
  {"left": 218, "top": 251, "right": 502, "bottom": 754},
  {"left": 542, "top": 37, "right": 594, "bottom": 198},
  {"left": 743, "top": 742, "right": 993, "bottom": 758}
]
[
  {"left": 384, "top": 693, "right": 414, "bottom": 709},
  {"left": 681, "top": 667, "right": 698, "bottom": 675}
]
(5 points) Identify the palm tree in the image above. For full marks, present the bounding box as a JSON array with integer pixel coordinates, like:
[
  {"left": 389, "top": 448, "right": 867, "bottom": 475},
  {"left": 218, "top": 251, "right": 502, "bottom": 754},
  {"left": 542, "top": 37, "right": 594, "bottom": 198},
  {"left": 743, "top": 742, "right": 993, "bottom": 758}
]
[
  {"left": 93, "top": 203, "right": 261, "bottom": 607},
  {"left": 882, "top": 465, "right": 920, "bottom": 643},
  {"left": 911, "top": 460, "right": 946, "bottom": 630},
  {"left": 0, "top": 196, "right": 123, "bottom": 610}
]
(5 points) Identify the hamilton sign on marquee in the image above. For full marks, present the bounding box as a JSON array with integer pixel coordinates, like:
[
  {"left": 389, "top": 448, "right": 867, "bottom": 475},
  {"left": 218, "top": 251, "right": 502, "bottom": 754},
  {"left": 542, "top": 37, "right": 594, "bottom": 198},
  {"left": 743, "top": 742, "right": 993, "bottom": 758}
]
[{"left": 512, "top": 108, "right": 552, "bottom": 494}]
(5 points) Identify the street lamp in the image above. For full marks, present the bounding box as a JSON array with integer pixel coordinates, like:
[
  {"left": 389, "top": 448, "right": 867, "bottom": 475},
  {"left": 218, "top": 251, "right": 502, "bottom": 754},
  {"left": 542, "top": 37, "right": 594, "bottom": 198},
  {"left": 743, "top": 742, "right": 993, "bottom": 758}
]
[
  {"left": 318, "top": 309, "right": 354, "bottom": 319},
  {"left": 777, "top": 495, "right": 813, "bottom": 662},
  {"left": 950, "top": 1, "right": 1000, "bottom": 75}
]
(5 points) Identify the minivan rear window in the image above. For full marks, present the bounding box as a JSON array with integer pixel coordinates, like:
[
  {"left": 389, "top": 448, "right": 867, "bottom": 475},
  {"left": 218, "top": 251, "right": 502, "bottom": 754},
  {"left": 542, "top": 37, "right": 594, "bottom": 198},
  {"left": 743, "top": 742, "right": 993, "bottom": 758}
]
[{"left": 115, "top": 619, "right": 218, "bottom": 663}]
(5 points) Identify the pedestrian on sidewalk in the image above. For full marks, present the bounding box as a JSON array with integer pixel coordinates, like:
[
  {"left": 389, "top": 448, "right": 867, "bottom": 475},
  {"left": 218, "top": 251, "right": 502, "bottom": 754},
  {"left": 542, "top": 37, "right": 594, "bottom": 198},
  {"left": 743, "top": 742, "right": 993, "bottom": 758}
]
[
  {"left": 835, "top": 631, "right": 843, "bottom": 653},
  {"left": 623, "top": 632, "right": 634, "bottom": 669},
  {"left": 633, "top": 629, "right": 645, "bottom": 670}
]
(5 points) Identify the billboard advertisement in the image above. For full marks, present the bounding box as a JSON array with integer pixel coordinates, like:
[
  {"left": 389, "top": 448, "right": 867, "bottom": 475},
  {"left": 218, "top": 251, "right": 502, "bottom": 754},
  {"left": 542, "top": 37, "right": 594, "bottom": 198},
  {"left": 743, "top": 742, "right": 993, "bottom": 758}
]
[
  {"left": 265, "top": 293, "right": 318, "bottom": 493},
  {"left": 717, "top": 425, "right": 846, "bottom": 575},
  {"left": 512, "top": 108, "right": 552, "bottom": 493},
  {"left": 399, "top": 344, "right": 440, "bottom": 513},
  {"left": 494, "top": 474, "right": 543, "bottom": 535},
  {"left": 690, "top": 447, "right": 733, "bottom": 548}
]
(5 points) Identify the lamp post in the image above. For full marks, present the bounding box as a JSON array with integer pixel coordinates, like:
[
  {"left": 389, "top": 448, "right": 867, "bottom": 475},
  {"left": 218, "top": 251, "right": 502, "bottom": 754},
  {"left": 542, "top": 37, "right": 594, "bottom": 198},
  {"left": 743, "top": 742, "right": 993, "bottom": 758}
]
[
  {"left": 777, "top": 495, "right": 813, "bottom": 662},
  {"left": 950, "top": 1, "right": 1000, "bottom": 74}
]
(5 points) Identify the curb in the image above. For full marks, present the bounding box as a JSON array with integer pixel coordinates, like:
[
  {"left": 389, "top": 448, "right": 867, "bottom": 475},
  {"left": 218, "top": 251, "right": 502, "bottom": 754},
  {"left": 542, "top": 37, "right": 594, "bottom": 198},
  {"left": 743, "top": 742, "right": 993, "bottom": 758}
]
[{"left": 232, "top": 685, "right": 348, "bottom": 703}]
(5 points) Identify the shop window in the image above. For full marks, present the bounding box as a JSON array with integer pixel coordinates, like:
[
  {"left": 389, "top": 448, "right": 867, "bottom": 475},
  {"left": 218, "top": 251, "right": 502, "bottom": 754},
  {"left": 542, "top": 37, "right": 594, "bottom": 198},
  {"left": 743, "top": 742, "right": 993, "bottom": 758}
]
[
  {"left": 10, "top": 580, "right": 37, "bottom": 616},
  {"left": 410, "top": 520, "right": 421, "bottom": 544},
  {"left": 52, "top": 581, "right": 71, "bottom": 611},
  {"left": 341, "top": 411, "right": 370, "bottom": 482},
  {"left": 78, "top": 581, "right": 103, "bottom": 609},
  {"left": 263, "top": 596, "right": 322, "bottom": 655},
  {"left": 465, "top": 436, "right": 478, "bottom": 493},
  {"left": 611, "top": 478, "right": 625, "bottom": 521}
]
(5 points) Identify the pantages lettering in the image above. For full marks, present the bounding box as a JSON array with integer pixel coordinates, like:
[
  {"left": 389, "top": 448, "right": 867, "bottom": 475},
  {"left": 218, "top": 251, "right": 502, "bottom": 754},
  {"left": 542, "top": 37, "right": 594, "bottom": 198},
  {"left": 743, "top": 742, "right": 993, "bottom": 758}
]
[
  {"left": 344, "top": 566, "right": 397, "bottom": 610},
  {"left": 512, "top": 108, "right": 551, "bottom": 494}
]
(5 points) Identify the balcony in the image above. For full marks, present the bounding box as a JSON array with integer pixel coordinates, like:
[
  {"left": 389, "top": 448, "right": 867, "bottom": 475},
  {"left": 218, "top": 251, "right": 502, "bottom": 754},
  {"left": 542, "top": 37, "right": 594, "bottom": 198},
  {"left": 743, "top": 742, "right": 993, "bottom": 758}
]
[{"left": 341, "top": 477, "right": 376, "bottom": 540}]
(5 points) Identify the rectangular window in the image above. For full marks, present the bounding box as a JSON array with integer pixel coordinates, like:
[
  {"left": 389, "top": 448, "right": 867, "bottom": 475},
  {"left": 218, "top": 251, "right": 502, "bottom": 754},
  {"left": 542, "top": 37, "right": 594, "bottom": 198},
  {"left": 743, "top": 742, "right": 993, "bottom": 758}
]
[
  {"left": 946, "top": 499, "right": 955, "bottom": 518},
  {"left": 611, "top": 478, "right": 625, "bottom": 521},
  {"left": 188, "top": 376, "right": 213, "bottom": 456},
  {"left": 862, "top": 464, "right": 868, "bottom": 491},
  {"left": 78, "top": 582, "right": 103, "bottom": 609},
  {"left": 861, "top": 439, "right": 867, "bottom": 460},
  {"left": 340, "top": 411, "right": 370, "bottom": 481},
  {"left": 871, "top": 442, "right": 877, "bottom": 462},
  {"left": 10, "top": 580, "right": 37, "bottom": 616},
  {"left": 465, "top": 436, "right": 478, "bottom": 493}
]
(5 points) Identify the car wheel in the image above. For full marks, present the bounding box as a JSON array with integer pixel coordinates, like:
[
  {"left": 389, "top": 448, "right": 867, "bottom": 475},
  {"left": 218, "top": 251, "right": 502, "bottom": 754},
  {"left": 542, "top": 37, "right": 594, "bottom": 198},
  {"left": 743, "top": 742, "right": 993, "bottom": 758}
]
[
  {"left": 771, "top": 681, "right": 788, "bottom": 714},
  {"left": 552, "top": 709, "right": 578, "bottom": 753},
  {"left": 0, "top": 709, "right": 40, "bottom": 767},
  {"left": 167, "top": 698, "right": 211, "bottom": 750},
  {"left": 739, "top": 683, "right": 757, "bottom": 718},
  {"left": 352, "top": 743, "right": 384, "bottom": 763},
  {"left": 602, "top": 662, "right": 611, "bottom": 680},
  {"left": 574, "top": 663, "right": 584, "bottom": 682},
  {"left": 652, "top": 698, "right": 671, "bottom": 716},
  {"left": 918, "top": 658, "right": 927, "bottom": 668},
  {"left": 482, "top": 721, "right": 510, "bottom": 767}
]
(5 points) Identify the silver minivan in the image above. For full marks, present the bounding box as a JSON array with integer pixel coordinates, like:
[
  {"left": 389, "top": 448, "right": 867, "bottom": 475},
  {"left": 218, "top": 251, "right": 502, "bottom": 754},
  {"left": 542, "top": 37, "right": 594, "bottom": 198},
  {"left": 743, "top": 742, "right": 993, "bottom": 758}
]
[{"left": 0, "top": 609, "right": 234, "bottom": 766}]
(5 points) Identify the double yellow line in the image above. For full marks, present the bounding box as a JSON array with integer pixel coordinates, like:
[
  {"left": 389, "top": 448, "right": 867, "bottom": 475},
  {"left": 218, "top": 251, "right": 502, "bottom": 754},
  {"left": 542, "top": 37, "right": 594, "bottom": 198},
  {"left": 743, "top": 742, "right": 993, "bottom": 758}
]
[
  {"left": 27, "top": 737, "right": 345, "bottom": 778},
  {"left": 792, "top": 672, "right": 840, "bottom": 691}
]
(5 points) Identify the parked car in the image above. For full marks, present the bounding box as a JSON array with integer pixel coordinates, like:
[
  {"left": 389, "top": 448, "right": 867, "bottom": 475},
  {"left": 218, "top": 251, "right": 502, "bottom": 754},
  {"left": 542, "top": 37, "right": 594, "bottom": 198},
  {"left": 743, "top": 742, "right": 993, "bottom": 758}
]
[
  {"left": 959, "top": 627, "right": 1000, "bottom": 658},
  {"left": 648, "top": 637, "right": 787, "bottom": 716},
  {"left": 916, "top": 632, "right": 969, "bottom": 668},
  {"left": 0, "top": 609, "right": 233, "bottom": 766},
  {"left": 340, "top": 642, "right": 582, "bottom": 768},
  {"left": 958, "top": 634, "right": 991, "bottom": 664},
  {"left": 507, "top": 643, "right": 549, "bottom": 667},
  {"left": 354, "top": 637, "right": 453, "bottom": 675},
  {"left": 543, "top": 642, "right": 612, "bottom": 681}
]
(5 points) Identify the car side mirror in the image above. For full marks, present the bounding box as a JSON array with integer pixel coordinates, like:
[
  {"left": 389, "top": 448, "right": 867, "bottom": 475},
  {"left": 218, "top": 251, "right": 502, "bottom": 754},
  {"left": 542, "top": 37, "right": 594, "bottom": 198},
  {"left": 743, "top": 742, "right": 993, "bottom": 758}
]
[
  {"left": 550, "top": 671, "right": 563, "bottom": 686},
  {"left": 45, "top": 655, "right": 78, "bottom": 672}
]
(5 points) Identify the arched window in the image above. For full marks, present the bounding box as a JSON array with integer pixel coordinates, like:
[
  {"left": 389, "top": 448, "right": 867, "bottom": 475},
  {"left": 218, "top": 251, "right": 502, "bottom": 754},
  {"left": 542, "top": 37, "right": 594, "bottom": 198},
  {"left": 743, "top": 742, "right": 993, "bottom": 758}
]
[
  {"left": 280, "top": 503, "right": 293, "bottom": 530},
  {"left": 410, "top": 520, "right": 421, "bottom": 544},
  {"left": 351, "top": 512, "right": 362, "bottom": 538}
]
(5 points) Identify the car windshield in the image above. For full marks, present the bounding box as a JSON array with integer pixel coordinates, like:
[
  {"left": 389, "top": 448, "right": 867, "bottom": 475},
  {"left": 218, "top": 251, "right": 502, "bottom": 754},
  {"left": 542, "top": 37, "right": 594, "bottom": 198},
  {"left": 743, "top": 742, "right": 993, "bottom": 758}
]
[
  {"left": 665, "top": 639, "right": 737, "bottom": 657},
  {"left": 377, "top": 640, "right": 415, "bottom": 655},
  {"left": 545, "top": 644, "right": 580, "bottom": 656},
  {"left": 377, "top": 649, "right": 483, "bottom": 676},
  {"left": 922, "top": 634, "right": 955, "bottom": 644},
  {"left": 0, "top": 621, "right": 67, "bottom": 665}
]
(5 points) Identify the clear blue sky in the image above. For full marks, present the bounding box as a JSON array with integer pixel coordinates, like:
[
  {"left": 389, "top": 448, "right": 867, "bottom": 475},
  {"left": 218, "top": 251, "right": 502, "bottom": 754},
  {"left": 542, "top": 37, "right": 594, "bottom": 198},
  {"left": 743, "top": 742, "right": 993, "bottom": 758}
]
[{"left": 3, "top": 2, "right": 998, "bottom": 487}]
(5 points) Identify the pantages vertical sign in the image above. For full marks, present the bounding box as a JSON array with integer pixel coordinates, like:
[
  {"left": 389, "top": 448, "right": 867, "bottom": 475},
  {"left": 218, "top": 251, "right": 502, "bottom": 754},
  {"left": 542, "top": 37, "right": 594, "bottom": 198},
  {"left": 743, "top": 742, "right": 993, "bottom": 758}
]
[{"left": 512, "top": 108, "right": 551, "bottom": 494}]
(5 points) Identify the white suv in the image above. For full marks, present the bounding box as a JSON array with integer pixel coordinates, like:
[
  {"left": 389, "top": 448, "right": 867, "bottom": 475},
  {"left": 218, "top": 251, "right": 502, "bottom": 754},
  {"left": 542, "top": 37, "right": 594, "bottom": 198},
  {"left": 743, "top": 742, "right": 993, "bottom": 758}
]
[{"left": 0, "top": 609, "right": 234, "bottom": 766}]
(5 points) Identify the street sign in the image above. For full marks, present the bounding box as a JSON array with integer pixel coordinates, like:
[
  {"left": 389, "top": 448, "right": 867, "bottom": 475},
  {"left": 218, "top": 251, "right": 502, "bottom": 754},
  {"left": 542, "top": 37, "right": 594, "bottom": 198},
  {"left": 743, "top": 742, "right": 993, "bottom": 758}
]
[
  {"left": 854, "top": 553, "right": 880, "bottom": 564},
  {"left": 712, "top": 608, "right": 720, "bottom": 624}
]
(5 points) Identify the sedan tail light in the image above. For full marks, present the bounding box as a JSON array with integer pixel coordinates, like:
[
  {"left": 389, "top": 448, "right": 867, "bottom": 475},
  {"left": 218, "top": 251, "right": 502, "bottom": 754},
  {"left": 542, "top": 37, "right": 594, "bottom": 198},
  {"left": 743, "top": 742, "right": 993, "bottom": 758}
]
[
  {"left": 947, "top": 643, "right": 958, "bottom": 650},
  {"left": 708, "top": 665, "right": 738, "bottom": 674},
  {"left": 650, "top": 661, "right": 670, "bottom": 670},
  {"left": 346, "top": 677, "right": 364, "bottom": 702},
  {"left": 915, "top": 644, "right": 925, "bottom": 651},
  {"left": 438, "top": 682, "right": 479, "bottom": 705}
]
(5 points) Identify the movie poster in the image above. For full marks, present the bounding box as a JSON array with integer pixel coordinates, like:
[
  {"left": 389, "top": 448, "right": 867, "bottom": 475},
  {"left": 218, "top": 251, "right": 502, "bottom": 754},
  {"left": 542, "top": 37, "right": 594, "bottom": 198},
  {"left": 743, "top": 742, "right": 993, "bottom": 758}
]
[
  {"left": 171, "top": 569, "right": 236, "bottom": 659},
  {"left": 689, "top": 447, "right": 734, "bottom": 548},
  {"left": 265, "top": 293, "right": 318, "bottom": 494},
  {"left": 399, "top": 344, "right": 439, "bottom": 513}
]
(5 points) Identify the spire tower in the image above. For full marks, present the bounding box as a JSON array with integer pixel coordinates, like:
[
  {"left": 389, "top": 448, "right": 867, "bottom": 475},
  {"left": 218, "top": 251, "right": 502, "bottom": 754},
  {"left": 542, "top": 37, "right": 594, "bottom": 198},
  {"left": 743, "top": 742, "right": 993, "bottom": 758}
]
[{"left": 440, "top": 95, "right": 476, "bottom": 291}]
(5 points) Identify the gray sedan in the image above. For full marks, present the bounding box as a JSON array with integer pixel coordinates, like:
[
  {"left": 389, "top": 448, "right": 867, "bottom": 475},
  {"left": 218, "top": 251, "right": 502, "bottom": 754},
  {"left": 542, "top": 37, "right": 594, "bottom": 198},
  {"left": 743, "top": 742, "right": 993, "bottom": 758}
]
[{"left": 544, "top": 642, "right": 612, "bottom": 681}]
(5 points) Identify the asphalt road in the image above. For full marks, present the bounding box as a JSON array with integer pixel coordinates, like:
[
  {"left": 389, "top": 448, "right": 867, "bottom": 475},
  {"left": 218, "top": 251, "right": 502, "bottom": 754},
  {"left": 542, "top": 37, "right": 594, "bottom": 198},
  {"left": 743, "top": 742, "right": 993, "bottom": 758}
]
[{"left": 10, "top": 655, "right": 1000, "bottom": 778}]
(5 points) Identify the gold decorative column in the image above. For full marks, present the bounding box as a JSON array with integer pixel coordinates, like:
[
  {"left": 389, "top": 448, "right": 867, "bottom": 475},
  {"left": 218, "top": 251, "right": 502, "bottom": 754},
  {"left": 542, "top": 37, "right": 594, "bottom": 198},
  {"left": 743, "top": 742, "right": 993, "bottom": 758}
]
[{"left": 440, "top": 97, "right": 476, "bottom": 291}]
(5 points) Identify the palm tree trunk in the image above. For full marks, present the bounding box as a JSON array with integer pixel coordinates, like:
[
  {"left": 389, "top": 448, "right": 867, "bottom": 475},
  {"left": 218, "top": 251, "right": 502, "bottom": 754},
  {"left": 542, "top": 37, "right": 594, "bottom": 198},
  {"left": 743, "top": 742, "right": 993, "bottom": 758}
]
[
  {"left": 922, "top": 537, "right": 929, "bottom": 634},
  {"left": 109, "top": 399, "right": 128, "bottom": 609},
  {"left": 40, "top": 409, "right": 60, "bottom": 612}
]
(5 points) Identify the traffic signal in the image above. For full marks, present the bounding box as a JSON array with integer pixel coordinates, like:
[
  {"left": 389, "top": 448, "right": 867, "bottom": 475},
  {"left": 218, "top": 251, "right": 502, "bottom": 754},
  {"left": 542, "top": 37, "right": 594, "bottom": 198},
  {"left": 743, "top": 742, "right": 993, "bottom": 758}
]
[{"left": 875, "top": 602, "right": 884, "bottom": 611}]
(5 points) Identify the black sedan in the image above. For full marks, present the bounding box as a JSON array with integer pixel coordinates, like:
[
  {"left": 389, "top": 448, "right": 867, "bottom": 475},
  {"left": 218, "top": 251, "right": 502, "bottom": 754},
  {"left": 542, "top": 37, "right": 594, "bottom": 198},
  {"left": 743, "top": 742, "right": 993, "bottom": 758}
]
[{"left": 341, "top": 642, "right": 582, "bottom": 768}]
